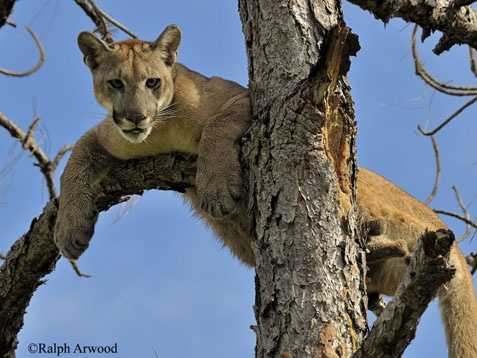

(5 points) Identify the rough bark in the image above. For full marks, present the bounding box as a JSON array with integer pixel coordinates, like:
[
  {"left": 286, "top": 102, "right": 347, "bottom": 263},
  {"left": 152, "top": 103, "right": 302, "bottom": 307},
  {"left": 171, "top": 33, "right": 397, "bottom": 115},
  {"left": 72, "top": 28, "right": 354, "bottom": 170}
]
[
  {"left": 354, "top": 230, "right": 455, "bottom": 358},
  {"left": 0, "top": 153, "right": 196, "bottom": 357},
  {"left": 238, "top": 1, "right": 366, "bottom": 357},
  {"left": 347, "top": 0, "right": 477, "bottom": 53}
]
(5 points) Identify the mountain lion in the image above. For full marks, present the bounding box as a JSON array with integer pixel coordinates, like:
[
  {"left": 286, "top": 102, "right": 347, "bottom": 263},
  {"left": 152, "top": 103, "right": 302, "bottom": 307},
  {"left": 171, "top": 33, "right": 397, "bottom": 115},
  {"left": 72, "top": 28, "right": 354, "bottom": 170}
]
[{"left": 54, "top": 25, "right": 477, "bottom": 357}]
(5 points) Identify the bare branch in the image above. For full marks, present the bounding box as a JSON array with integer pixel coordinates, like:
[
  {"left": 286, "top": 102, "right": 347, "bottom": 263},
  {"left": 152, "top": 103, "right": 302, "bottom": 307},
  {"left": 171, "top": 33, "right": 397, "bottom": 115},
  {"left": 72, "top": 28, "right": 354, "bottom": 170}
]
[
  {"left": 0, "top": 27, "right": 45, "bottom": 78},
  {"left": 0, "top": 113, "right": 71, "bottom": 199},
  {"left": 417, "top": 96, "right": 477, "bottom": 136},
  {"left": 424, "top": 135, "right": 441, "bottom": 204},
  {"left": 74, "top": 0, "right": 113, "bottom": 43},
  {"left": 0, "top": 153, "right": 196, "bottom": 356},
  {"left": 451, "top": 186, "right": 473, "bottom": 241},
  {"left": 0, "top": 113, "right": 55, "bottom": 198},
  {"left": 74, "top": 0, "right": 137, "bottom": 42},
  {"left": 69, "top": 260, "right": 91, "bottom": 278},
  {"left": 0, "top": 114, "right": 50, "bottom": 166},
  {"left": 92, "top": 3, "right": 137, "bottom": 39},
  {"left": 354, "top": 230, "right": 455, "bottom": 358},
  {"left": 434, "top": 209, "right": 477, "bottom": 229},
  {"left": 412, "top": 26, "right": 477, "bottom": 96},
  {"left": 22, "top": 117, "right": 41, "bottom": 149},
  {"left": 470, "top": 47, "right": 477, "bottom": 78},
  {"left": 347, "top": 0, "right": 477, "bottom": 53},
  {"left": 51, "top": 144, "right": 73, "bottom": 171}
]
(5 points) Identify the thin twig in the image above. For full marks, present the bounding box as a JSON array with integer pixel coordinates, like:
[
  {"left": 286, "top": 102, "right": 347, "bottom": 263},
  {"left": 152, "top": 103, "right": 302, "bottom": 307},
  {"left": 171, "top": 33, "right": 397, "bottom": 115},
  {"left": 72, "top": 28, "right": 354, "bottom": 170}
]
[
  {"left": 92, "top": 2, "right": 137, "bottom": 39},
  {"left": 0, "top": 114, "right": 50, "bottom": 167},
  {"left": 424, "top": 136, "right": 441, "bottom": 204},
  {"left": 434, "top": 209, "right": 477, "bottom": 229},
  {"left": 74, "top": 0, "right": 113, "bottom": 43},
  {"left": 74, "top": 0, "right": 137, "bottom": 42},
  {"left": 22, "top": 117, "right": 41, "bottom": 149},
  {"left": 469, "top": 47, "right": 477, "bottom": 77},
  {"left": 51, "top": 144, "right": 73, "bottom": 171},
  {"left": 451, "top": 186, "right": 473, "bottom": 241},
  {"left": 69, "top": 260, "right": 91, "bottom": 278},
  {"left": 417, "top": 96, "right": 477, "bottom": 136},
  {"left": 0, "top": 113, "right": 71, "bottom": 199},
  {"left": 433, "top": 34, "right": 455, "bottom": 55},
  {"left": 0, "top": 27, "right": 45, "bottom": 77},
  {"left": 412, "top": 26, "right": 477, "bottom": 96}
]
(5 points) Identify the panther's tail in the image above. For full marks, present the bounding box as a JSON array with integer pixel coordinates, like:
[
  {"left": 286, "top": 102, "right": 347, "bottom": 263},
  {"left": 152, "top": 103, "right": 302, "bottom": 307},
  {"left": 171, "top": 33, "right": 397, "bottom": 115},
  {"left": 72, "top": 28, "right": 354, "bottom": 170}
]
[{"left": 439, "top": 246, "right": 477, "bottom": 358}]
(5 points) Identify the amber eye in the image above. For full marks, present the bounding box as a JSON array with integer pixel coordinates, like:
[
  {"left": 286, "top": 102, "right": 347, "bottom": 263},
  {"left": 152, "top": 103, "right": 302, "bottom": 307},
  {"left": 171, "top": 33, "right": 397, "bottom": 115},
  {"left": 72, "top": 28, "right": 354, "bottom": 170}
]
[
  {"left": 145, "top": 78, "right": 161, "bottom": 89},
  {"left": 108, "top": 79, "right": 124, "bottom": 90}
]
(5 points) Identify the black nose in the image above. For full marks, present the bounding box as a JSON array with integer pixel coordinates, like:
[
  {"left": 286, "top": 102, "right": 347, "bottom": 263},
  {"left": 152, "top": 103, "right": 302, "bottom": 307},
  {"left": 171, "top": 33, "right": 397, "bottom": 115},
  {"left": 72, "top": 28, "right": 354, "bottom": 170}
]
[{"left": 126, "top": 112, "right": 147, "bottom": 124}]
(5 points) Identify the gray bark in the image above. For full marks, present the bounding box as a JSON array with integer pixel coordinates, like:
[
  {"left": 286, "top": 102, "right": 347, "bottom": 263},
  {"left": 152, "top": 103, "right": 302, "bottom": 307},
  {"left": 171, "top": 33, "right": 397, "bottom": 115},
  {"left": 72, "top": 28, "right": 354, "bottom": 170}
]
[
  {"left": 238, "top": 1, "right": 366, "bottom": 357},
  {"left": 0, "top": 154, "right": 196, "bottom": 357},
  {"left": 347, "top": 0, "right": 477, "bottom": 53},
  {"left": 354, "top": 230, "right": 455, "bottom": 358}
]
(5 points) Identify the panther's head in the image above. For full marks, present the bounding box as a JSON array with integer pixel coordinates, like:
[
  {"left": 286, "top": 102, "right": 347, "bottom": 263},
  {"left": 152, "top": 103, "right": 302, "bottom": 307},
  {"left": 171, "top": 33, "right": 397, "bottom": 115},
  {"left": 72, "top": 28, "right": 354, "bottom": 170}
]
[{"left": 78, "top": 25, "right": 181, "bottom": 143}]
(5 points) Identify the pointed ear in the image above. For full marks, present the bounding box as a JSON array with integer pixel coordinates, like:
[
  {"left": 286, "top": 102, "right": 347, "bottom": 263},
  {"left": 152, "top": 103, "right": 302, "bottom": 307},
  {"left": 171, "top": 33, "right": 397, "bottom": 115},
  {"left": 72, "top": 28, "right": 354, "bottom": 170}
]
[
  {"left": 152, "top": 25, "right": 181, "bottom": 66},
  {"left": 77, "top": 32, "right": 112, "bottom": 69}
]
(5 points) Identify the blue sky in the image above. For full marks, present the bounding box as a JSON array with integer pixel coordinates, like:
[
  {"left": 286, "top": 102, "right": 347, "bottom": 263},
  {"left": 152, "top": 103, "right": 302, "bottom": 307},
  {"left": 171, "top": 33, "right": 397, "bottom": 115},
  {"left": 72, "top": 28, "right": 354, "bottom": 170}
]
[{"left": 0, "top": 1, "right": 476, "bottom": 357}]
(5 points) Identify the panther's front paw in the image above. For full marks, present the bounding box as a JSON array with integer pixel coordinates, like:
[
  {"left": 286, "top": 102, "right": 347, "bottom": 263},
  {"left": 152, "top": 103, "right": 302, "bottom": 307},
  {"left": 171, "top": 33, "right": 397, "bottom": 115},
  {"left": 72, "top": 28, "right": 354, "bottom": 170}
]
[
  {"left": 197, "top": 172, "right": 242, "bottom": 218},
  {"left": 54, "top": 219, "right": 94, "bottom": 260}
]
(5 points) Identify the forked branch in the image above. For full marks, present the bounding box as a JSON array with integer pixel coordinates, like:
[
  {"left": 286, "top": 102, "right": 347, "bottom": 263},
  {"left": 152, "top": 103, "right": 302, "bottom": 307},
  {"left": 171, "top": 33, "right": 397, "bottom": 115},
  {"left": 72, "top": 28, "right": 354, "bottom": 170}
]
[
  {"left": 74, "top": 0, "right": 137, "bottom": 42},
  {"left": 0, "top": 113, "right": 72, "bottom": 199}
]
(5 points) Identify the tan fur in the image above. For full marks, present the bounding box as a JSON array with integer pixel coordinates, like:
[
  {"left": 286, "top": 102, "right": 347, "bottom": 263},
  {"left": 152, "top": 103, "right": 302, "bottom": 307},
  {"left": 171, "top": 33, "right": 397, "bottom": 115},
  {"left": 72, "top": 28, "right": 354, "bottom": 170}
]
[{"left": 55, "top": 26, "right": 477, "bottom": 357}]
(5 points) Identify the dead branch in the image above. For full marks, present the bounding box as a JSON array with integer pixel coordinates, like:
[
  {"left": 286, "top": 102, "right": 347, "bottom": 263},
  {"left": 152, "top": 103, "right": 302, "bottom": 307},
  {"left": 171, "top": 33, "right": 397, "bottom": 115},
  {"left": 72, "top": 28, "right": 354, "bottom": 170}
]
[
  {"left": 92, "top": 3, "right": 137, "bottom": 39},
  {"left": 434, "top": 209, "right": 477, "bottom": 229},
  {"left": 69, "top": 260, "right": 91, "bottom": 278},
  {"left": 0, "top": 153, "right": 197, "bottom": 357},
  {"left": 470, "top": 47, "right": 477, "bottom": 77},
  {"left": 424, "top": 135, "right": 441, "bottom": 204},
  {"left": 0, "top": 27, "right": 45, "bottom": 77},
  {"left": 73, "top": 0, "right": 137, "bottom": 42},
  {"left": 0, "top": 113, "right": 71, "bottom": 199},
  {"left": 354, "top": 230, "right": 455, "bottom": 358},
  {"left": 51, "top": 144, "right": 74, "bottom": 171},
  {"left": 412, "top": 26, "right": 477, "bottom": 96},
  {"left": 73, "top": 0, "right": 113, "bottom": 43},
  {"left": 347, "top": 0, "right": 477, "bottom": 53},
  {"left": 417, "top": 95, "right": 477, "bottom": 136},
  {"left": 451, "top": 186, "right": 473, "bottom": 241},
  {"left": 22, "top": 117, "right": 40, "bottom": 149}
]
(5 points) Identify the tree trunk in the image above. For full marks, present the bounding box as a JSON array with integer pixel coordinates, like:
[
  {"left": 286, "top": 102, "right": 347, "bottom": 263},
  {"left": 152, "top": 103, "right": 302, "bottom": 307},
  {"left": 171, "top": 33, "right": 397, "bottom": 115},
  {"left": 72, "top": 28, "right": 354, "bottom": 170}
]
[{"left": 238, "top": 1, "right": 367, "bottom": 357}]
